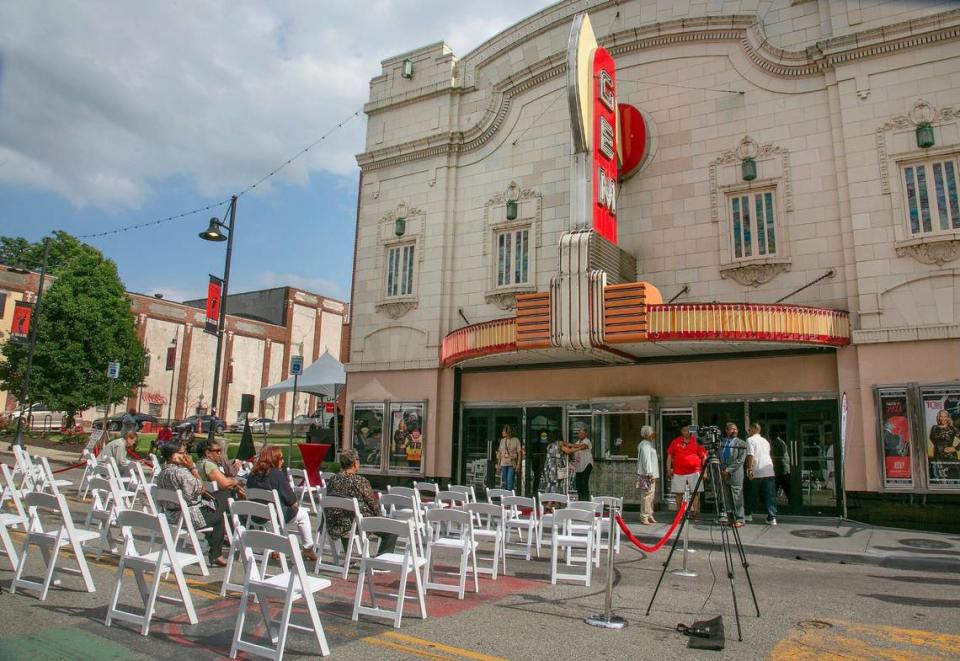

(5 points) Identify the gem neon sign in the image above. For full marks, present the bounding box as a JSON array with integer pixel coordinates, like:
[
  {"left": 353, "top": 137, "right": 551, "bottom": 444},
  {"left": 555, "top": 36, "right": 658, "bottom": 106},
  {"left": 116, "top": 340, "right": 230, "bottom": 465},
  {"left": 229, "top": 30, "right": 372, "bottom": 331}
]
[{"left": 567, "top": 13, "right": 649, "bottom": 245}]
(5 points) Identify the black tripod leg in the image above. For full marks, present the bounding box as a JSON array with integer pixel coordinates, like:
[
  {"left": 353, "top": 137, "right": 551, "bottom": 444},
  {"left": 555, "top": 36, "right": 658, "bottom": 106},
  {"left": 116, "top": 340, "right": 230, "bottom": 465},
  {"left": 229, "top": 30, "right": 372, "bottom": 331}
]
[
  {"left": 645, "top": 469, "right": 707, "bottom": 616},
  {"left": 719, "top": 524, "right": 743, "bottom": 641},
  {"left": 729, "top": 521, "right": 761, "bottom": 617}
]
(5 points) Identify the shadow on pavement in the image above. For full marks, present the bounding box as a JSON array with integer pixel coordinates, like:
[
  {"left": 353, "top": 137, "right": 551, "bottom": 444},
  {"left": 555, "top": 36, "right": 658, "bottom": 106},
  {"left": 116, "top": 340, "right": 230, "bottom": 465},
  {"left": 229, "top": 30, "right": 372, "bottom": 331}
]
[{"left": 860, "top": 593, "right": 960, "bottom": 609}]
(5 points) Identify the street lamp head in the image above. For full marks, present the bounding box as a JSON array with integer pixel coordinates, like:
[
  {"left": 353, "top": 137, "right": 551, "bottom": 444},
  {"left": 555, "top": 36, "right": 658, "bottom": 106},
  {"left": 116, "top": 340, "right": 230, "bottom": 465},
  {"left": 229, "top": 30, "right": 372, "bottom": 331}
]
[{"left": 199, "top": 218, "right": 228, "bottom": 242}]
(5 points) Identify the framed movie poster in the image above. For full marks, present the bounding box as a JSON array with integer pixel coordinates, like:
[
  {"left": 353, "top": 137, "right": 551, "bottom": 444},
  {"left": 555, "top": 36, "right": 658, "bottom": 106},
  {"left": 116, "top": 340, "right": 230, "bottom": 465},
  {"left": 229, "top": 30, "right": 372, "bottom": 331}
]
[
  {"left": 877, "top": 388, "right": 913, "bottom": 489},
  {"left": 920, "top": 386, "right": 960, "bottom": 490},
  {"left": 351, "top": 402, "right": 384, "bottom": 472},
  {"left": 388, "top": 401, "right": 426, "bottom": 475}
]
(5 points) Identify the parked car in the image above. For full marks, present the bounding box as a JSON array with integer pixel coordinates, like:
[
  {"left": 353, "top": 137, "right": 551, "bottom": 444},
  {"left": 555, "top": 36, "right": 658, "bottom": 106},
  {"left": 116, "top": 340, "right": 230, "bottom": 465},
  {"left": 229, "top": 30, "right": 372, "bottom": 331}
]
[
  {"left": 10, "top": 402, "right": 65, "bottom": 431},
  {"left": 229, "top": 417, "right": 274, "bottom": 433},
  {"left": 179, "top": 414, "right": 226, "bottom": 435},
  {"left": 93, "top": 412, "right": 158, "bottom": 432}
]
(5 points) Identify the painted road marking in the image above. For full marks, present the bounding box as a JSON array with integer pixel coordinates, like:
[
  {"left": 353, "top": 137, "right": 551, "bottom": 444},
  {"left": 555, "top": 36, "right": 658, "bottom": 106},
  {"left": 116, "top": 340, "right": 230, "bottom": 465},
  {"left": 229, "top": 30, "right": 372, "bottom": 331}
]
[
  {"left": 772, "top": 619, "right": 960, "bottom": 660},
  {"left": 364, "top": 631, "right": 509, "bottom": 661}
]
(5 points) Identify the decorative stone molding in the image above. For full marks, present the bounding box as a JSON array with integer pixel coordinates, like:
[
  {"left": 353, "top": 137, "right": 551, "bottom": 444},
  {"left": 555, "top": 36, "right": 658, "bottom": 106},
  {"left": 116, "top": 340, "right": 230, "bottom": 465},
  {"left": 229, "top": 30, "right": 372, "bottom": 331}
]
[
  {"left": 720, "top": 261, "right": 791, "bottom": 287},
  {"left": 895, "top": 237, "right": 960, "bottom": 266},
  {"left": 876, "top": 99, "right": 959, "bottom": 193},
  {"left": 375, "top": 299, "right": 418, "bottom": 319},
  {"left": 484, "top": 289, "right": 537, "bottom": 311},
  {"left": 358, "top": 10, "right": 960, "bottom": 171},
  {"left": 482, "top": 181, "right": 542, "bottom": 255},
  {"left": 710, "top": 136, "right": 793, "bottom": 223}
]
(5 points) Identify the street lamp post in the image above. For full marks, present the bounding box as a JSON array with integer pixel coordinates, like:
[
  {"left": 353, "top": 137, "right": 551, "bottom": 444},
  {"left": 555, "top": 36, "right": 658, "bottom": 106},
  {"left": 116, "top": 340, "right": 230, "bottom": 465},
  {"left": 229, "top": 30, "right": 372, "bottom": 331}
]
[
  {"left": 199, "top": 195, "right": 237, "bottom": 442},
  {"left": 11, "top": 236, "right": 51, "bottom": 449}
]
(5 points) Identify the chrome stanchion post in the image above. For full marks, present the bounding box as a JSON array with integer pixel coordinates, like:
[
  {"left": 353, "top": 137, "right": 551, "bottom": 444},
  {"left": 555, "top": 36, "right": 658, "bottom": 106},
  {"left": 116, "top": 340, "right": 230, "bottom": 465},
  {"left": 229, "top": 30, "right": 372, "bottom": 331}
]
[
  {"left": 671, "top": 484, "right": 698, "bottom": 578},
  {"left": 586, "top": 503, "right": 627, "bottom": 629}
]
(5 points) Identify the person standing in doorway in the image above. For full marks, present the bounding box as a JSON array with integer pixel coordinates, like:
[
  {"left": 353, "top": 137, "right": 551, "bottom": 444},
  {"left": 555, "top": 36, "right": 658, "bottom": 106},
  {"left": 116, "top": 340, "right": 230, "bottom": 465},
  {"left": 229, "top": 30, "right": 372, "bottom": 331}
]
[
  {"left": 771, "top": 434, "right": 791, "bottom": 506},
  {"left": 666, "top": 425, "right": 707, "bottom": 520},
  {"left": 635, "top": 425, "right": 659, "bottom": 524},
  {"left": 746, "top": 423, "right": 777, "bottom": 525},
  {"left": 720, "top": 422, "right": 748, "bottom": 527},
  {"left": 530, "top": 429, "right": 549, "bottom": 495},
  {"left": 564, "top": 427, "right": 593, "bottom": 500},
  {"left": 497, "top": 425, "right": 522, "bottom": 491}
]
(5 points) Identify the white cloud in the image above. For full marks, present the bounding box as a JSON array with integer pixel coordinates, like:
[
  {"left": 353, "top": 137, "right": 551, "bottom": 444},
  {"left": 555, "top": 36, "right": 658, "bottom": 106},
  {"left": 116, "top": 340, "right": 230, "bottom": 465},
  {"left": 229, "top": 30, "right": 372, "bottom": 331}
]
[
  {"left": 255, "top": 271, "right": 347, "bottom": 301},
  {"left": 0, "top": 0, "right": 549, "bottom": 211}
]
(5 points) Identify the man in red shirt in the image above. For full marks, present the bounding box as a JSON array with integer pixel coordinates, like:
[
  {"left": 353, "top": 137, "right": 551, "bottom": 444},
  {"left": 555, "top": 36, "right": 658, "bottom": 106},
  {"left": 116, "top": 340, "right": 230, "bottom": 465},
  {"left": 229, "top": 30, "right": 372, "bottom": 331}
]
[{"left": 666, "top": 425, "right": 707, "bottom": 520}]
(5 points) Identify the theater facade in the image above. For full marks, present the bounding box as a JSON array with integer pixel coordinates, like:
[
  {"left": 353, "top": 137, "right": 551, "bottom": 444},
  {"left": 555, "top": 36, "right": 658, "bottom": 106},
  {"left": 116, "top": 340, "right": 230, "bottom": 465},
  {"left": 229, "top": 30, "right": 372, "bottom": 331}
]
[{"left": 344, "top": 0, "right": 960, "bottom": 525}]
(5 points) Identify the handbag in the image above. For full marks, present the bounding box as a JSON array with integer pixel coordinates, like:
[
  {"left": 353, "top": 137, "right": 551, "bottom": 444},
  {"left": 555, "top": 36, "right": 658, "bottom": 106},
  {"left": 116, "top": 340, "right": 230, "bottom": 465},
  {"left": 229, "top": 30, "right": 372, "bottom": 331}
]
[{"left": 556, "top": 465, "right": 568, "bottom": 480}]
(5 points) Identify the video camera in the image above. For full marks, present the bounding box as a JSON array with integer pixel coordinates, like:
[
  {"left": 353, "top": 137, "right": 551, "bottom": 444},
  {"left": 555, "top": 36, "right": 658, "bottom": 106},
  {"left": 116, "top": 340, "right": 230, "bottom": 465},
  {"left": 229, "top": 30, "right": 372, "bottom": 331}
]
[{"left": 688, "top": 424, "right": 722, "bottom": 451}]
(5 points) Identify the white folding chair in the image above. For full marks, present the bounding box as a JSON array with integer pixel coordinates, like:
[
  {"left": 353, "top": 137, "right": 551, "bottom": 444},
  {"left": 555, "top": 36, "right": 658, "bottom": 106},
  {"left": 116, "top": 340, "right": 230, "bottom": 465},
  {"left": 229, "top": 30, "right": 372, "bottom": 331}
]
[
  {"left": 465, "top": 502, "right": 506, "bottom": 579},
  {"left": 222, "top": 499, "right": 288, "bottom": 597},
  {"left": 447, "top": 484, "right": 477, "bottom": 503},
  {"left": 12, "top": 445, "right": 43, "bottom": 492},
  {"left": 151, "top": 488, "right": 210, "bottom": 577},
  {"left": 502, "top": 495, "right": 540, "bottom": 560},
  {"left": 105, "top": 510, "right": 199, "bottom": 635},
  {"left": 551, "top": 509, "right": 595, "bottom": 586},
  {"left": 379, "top": 492, "right": 426, "bottom": 556},
  {"left": 352, "top": 517, "right": 427, "bottom": 629},
  {"left": 36, "top": 456, "right": 73, "bottom": 495},
  {"left": 287, "top": 468, "right": 321, "bottom": 515},
  {"left": 592, "top": 495, "right": 622, "bottom": 555},
  {"left": 537, "top": 492, "right": 569, "bottom": 547},
  {"left": 0, "top": 463, "right": 28, "bottom": 570},
  {"left": 77, "top": 450, "right": 97, "bottom": 499},
  {"left": 11, "top": 490, "right": 98, "bottom": 600},
  {"left": 148, "top": 454, "right": 161, "bottom": 484},
  {"left": 486, "top": 488, "right": 514, "bottom": 506},
  {"left": 424, "top": 509, "right": 479, "bottom": 600},
  {"left": 567, "top": 500, "right": 602, "bottom": 566},
  {"left": 83, "top": 475, "right": 127, "bottom": 558},
  {"left": 414, "top": 481, "right": 440, "bottom": 504},
  {"left": 314, "top": 495, "right": 362, "bottom": 578},
  {"left": 230, "top": 529, "right": 332, "bottom": 659}
]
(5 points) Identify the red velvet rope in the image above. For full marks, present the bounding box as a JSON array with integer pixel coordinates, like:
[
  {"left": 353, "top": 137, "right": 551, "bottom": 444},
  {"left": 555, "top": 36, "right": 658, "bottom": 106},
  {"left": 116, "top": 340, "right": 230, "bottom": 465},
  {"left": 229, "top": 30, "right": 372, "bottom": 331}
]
[
  {"left": 615, "top": 501, "right": 687, "bottom": 553},
  {"left": 51, "top": 461, "right": 87, "bottom": 474}
]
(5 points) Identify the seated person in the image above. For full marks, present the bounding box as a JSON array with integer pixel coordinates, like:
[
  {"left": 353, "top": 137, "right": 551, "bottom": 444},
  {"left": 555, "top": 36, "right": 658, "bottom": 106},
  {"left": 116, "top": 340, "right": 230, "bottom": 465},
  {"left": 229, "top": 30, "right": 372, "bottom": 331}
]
[
  {"left": 245, "top": 446, "right": 317, "bottom": 561},
  {"left": 102, "top": 431, "right": 137, "bottom": 468},
  {"left": 151, "top": 425, "right": 174, "bottom": 453},
  {"left": 154, "top": 442, "right": 230, "bottom": 567},
  {"left": 325, "top": 449, "right": 396, "bottom": 556},
  {"left": 196, "top": 438, "right": 245, "bottom": 497}
]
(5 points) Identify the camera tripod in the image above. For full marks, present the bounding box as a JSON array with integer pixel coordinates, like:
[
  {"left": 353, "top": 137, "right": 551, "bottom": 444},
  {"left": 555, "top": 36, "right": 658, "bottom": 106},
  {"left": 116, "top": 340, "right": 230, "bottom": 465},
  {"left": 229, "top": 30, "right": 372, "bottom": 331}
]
[{"left": 646, "top": 447, "right": 760, "bottom": 641}]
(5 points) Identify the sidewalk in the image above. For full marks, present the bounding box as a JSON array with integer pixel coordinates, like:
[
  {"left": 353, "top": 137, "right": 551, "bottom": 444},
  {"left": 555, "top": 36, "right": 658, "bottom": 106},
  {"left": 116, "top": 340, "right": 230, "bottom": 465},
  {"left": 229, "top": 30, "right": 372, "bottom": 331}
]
[
  {"left": 621, "top": 509, "right": 960, "bottom": 572},
  {"left": 8, "top": 441, "right": 958, "bottom": 573}
]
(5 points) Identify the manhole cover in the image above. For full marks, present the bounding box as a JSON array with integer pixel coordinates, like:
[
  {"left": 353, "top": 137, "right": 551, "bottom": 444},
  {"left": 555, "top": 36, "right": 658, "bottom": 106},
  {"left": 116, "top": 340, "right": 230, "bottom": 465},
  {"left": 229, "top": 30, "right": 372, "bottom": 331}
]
[
  {"left": 791, "top": 529, "right": 841, "bottom": 539},
  {"left": 898, "top": 538, "right": 953, "bottom": 550},
  {"left": 797, "top": 620, "right": 833, "bottom": 630}
]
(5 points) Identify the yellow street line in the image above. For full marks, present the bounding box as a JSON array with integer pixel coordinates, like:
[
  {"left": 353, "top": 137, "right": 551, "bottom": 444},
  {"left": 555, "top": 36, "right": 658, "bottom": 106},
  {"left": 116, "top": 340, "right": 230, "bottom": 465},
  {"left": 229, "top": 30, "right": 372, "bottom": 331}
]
[
  {"left": 363, "top": 636, "right": 461, "bottom": 661},
  {"left": 379, "top": 632, "right": 509, "bottom": 661}
]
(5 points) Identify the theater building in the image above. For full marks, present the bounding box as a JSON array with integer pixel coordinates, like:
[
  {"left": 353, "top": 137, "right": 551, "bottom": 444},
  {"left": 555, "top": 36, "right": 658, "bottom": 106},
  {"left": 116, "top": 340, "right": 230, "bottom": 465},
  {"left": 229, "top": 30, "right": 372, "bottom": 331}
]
[{"left": 344, "top": 0, "right": 960, "bottom": 526}]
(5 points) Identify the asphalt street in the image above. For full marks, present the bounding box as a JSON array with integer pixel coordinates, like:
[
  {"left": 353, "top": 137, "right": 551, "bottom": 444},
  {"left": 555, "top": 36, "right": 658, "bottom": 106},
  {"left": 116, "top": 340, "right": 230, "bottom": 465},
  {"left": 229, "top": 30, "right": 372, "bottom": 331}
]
[{"left": 2, "top": 516, "right": 959, "bottom": 660}]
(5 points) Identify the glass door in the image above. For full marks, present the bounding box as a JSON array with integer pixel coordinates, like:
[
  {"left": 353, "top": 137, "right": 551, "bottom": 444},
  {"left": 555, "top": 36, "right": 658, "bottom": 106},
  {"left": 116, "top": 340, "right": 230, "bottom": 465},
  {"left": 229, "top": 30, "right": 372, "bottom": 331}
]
[
  {"left": 796, "top": 412, "right": 837, "bottom": 514},
  {"left": 460, "top": 408, "right": 522, "bottom": 498}
]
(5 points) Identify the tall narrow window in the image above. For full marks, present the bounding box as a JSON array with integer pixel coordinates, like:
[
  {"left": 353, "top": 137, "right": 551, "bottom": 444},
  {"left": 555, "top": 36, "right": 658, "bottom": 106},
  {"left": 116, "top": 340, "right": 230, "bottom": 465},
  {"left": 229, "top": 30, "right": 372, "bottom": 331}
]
[
  {"left": 495, "top": 228, "right": 529, "bottom": 286},
  {"left": 902, "top": 157, "right": 960, "bottom": 236},
  {"left": 730, "top": 190, "right": 778, "bottom": 260},
  {"left": 385, "top": 244, "right": 415, "bottom": 297}
]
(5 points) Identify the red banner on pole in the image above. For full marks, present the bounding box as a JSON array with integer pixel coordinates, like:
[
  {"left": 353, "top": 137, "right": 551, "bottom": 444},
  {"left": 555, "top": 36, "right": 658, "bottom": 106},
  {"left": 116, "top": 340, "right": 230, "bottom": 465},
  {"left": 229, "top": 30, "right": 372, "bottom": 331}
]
[
  {"left": 205, "top": 275, "right": 223, "bottom": 335},
  {"left": 11, "top": 301, "right": 33, "bottom": 344},
  {"left": 165, "top": 346, "right": 177, "bottom": 371}
]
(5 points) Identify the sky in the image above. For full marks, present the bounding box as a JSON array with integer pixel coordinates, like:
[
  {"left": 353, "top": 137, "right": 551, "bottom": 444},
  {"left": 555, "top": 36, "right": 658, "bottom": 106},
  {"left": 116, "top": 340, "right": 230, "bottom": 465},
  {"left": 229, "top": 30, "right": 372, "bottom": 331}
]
[{"left": 0, "top": 0, "right": 551, "bottom": 303}]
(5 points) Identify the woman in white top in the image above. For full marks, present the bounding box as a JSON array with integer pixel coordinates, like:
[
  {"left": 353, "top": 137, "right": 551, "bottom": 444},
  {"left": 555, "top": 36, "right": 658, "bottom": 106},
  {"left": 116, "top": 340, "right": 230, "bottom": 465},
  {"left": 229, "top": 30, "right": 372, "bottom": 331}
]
[
  {"left": 497, "top": 425, "right": 522, "bottom": 491},
  {"left": 635, "top": 425, "right": 659, "bottom": 524}
]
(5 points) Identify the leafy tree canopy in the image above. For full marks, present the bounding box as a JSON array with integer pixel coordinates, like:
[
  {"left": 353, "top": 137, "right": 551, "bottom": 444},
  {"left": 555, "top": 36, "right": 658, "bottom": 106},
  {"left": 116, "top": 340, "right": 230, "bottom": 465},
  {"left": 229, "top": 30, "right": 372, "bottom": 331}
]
[
  {"left": 0, "top": 235, "right": 145, "bottom": 415},
  {"left": 0, "top": 231, "right": 92, "bottom": 275}
]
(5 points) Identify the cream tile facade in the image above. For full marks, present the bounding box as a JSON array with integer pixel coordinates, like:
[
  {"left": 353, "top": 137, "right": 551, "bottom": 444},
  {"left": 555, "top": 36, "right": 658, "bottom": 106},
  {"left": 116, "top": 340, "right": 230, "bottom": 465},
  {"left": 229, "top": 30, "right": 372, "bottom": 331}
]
[{"left": 347, "top": 0, "right": 960, "bottom": 497}]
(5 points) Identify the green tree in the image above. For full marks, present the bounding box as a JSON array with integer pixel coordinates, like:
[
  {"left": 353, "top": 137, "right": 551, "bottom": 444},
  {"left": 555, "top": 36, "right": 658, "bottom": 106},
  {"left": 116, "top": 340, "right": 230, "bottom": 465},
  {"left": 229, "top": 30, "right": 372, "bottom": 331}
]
[
  {"left": 0, "top": 242, "right": 145, "bottom": 422},
  {"left": 0, "top": 231, "right": 91, "bottom": 275}
]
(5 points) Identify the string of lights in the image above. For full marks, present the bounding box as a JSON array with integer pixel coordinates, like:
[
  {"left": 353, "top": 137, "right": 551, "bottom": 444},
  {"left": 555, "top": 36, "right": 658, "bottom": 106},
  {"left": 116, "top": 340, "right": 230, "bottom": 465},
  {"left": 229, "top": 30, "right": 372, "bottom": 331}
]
[{"left": 77, "top": 109, "right": 362, "bottom": 240}]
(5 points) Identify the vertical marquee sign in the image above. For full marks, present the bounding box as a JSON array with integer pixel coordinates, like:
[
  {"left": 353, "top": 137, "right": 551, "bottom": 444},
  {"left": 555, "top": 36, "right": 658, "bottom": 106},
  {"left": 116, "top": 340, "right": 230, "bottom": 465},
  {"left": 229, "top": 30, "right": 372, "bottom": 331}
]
[{"left": 567, "top": 13, "right": 650, "bottom": 246}]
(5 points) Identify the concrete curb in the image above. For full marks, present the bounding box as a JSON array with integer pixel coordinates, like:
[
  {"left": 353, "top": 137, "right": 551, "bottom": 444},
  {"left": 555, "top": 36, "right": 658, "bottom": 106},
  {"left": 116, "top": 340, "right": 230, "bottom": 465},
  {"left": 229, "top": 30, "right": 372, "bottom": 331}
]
[{"left": 625, "top": 526, "right": 960, "bottom": 573}]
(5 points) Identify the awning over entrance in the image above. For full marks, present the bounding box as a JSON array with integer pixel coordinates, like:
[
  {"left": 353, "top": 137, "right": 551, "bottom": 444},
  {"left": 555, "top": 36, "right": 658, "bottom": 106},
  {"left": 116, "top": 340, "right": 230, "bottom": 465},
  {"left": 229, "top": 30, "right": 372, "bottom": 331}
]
[{"left": 441, "top": 283, "right": 850, "bottom": 368}]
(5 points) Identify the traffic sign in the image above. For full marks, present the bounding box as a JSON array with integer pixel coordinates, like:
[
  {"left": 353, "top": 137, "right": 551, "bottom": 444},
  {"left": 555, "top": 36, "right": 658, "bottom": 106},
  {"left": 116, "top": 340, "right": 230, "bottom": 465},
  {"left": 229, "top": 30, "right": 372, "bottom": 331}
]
[
  {"left": 107, "top": 361, "right": 121, "bottom": 379},
  {"left": 290, "top": 355, "right": 304, "bottom": 376}
]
